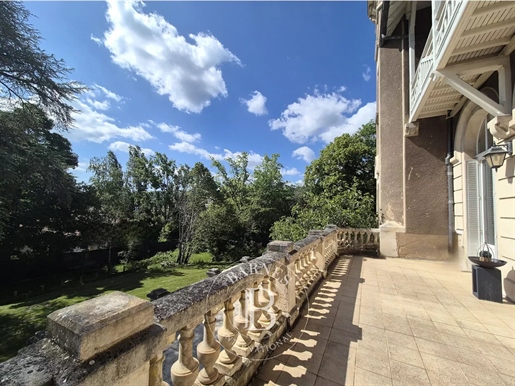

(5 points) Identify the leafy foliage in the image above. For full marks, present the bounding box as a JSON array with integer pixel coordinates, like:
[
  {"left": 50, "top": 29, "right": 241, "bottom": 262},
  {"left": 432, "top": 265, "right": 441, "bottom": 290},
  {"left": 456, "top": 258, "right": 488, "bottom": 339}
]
[
  {"left": 0, "top": 106, "right": 96, "bottom": 262},
  {"left": 196, "top": 153, "right": 297, "bottom": 261},
  {"left": 0, "top": 1, "right": 86, "bottom": 129},
  {"left": 271, "top": 121, "right": 377, "bottom": 241}
]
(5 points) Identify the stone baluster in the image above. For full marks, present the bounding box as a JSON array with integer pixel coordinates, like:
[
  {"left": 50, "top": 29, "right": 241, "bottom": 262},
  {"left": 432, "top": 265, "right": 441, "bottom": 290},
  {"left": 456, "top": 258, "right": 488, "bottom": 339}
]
[
  {"left": 248, "top": 281, "right": 264, "bottom": 340},
  {"left": 303, "top": 251, "right": 313, "bottom": 285},
  {"left": 149, "top": 352, "right": 168, "bottom": 386},
  {"left": 304, "top": 249, "right": 314, "bottom": 283},
  {"left": 268, "top": 276, "right": 281, "bottom": 320},
  {"left": 298, "top": 253, "right": 308, "bottom": 289},
  {"left": 233, "top": 290, "right": 254, "bottom": 356},
  {"left": 294, "top": 257, "right": 302, "bottom": 295},
  {"left": 310, "top": 248, "right": 319, "bottom": 280},
  {"left": 257, "top": 276, "right": 272, "bottom": 328},
  {"left": 171, "top": 324, "right": 199, "bottom": 386},
  {"left": 216, "top": 299, "right": 242, "bottom": 376},
  {"left": 197, "top": 310, "right": 221, "bottom": 385},
  {"left": 351, "top": 229, "right": 357, "bottom": 249}
]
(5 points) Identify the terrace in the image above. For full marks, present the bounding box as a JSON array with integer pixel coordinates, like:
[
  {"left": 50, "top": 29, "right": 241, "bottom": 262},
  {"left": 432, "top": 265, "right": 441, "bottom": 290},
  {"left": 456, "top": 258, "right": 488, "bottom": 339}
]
[{"left": 0, "top": 227, "right": 513, "bottom": 386}]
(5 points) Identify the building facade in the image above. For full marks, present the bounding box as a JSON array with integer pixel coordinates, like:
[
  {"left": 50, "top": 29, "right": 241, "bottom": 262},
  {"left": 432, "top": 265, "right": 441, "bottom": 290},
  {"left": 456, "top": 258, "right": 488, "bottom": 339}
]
[{"left": 369, "top": 0, "right": 515, "bottom": 297}]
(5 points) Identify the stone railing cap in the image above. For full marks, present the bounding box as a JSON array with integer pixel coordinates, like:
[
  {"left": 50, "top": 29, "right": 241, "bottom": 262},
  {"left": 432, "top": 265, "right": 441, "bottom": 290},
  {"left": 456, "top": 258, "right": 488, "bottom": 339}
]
[{"left": 47, "top": 291, "right": 154, "bottom": 361}]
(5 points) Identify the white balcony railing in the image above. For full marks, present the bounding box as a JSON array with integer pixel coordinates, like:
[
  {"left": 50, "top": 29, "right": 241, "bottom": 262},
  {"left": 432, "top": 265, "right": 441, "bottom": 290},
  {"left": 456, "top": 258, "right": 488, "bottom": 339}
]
[
  {"left": 410, "top": 35, "right": 434, "bottom": 118},
  {"left": 410, "top": 0, "right": 467, "bottom": 121},
  {"left": 432, "top": 0, "right": 465, "bottom": 62}
]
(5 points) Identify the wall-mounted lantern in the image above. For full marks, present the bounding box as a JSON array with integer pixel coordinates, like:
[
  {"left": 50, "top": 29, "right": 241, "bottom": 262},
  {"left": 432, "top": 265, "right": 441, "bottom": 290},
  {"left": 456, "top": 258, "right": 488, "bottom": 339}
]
[{"left": 478, "top": 141, "right": 513, "bottom": 171}]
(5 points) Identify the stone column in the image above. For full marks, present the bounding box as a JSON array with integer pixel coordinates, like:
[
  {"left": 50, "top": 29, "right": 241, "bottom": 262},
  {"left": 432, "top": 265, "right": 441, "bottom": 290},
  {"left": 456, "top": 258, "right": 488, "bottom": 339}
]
[
  {"left": 233, "top": 290, "right": 254, "bottom": 357},
  {"left": 257, "top": 276, "right": 272, "bottom": 328},
  {"left": 149, "top": 352, "right": 168, "bottom": 386},
  {"left": 197, "top": 310, "right": 221, "bottom": 385},
  {"left": 171, "top": 324, "right": 199, "bottom": 386},
  {"left": 216, "top": 299, "right": 242, "bottom": 376},
  {"left": 248, "top": 281, "right": 264, "bottom": 340}
]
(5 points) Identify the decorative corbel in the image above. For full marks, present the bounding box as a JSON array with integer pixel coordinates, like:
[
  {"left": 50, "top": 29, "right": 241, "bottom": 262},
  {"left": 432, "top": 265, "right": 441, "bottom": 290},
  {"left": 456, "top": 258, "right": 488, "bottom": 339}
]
[
  {"left": 488, "top": 115, "right": 514, "bottom": 140},
  {"left": 405, "top": 121, "right": 419, "bottom": 137}
]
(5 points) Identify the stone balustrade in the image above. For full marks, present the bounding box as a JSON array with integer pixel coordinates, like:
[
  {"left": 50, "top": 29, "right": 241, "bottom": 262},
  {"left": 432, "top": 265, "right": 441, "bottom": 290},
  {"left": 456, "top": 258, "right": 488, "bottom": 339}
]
[
  {"left": 337, "top": 228, "right": 380, "bottom": 254},
  {"left": 0, "top": 226, "right": 377, "bottom": 386}
]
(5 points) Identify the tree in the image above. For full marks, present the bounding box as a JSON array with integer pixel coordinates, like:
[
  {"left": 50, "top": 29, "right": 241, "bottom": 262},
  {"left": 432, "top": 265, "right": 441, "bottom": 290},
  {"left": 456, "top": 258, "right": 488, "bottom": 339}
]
[
  {"left": 149, "top": 153, "right": 178, "bottom": 241},
  {"left": 88, "top": 151, "right": 131, "bottom": 269},
  {"left": 304, "top": 121, "right": 376, "bottom": 197},
  {"left": 198, "top": 153, "right": 297, "bottom": 261},
  {"left": 125, "top": 147, "right": 162, "bottom": 244},
  {"left": 0, "top": 106, "right": 93, "bottom": 263},
  {"left": 0, "top": 1, "right": 86, "bottom": 129},
  {"left": 271, "top": 121, "right": 377, "bottom": 241},
  {"left": 250, "top": 154, "right": 295, "bottom": 246},
  {"left": 173, "top": 163, "right": 218, "bottom": 264},
  {"left": 89, "top": 151, "right": 130, "bottom": 225}
]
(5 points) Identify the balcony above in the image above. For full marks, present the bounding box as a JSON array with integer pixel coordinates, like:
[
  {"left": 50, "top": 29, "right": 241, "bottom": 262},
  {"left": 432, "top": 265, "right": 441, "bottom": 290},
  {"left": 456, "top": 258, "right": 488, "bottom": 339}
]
[{"left": 409, "top": 0, "right": 515, "bottom": 123}]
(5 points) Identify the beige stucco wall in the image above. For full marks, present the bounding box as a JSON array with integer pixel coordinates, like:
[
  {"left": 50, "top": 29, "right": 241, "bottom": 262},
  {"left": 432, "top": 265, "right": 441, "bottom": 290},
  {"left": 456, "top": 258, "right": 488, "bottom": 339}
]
[
  {"left": 451, "top": 50, "right": 515, "bottom": 297},
  {"left": 376, "top": 13, "right": 451, "bottom": 259},
  {"left": 377, "top": 19, "right": 406, "bottom": 229},
  {"left": 495, "top": 153, "right": 515, "bottom": 298}
]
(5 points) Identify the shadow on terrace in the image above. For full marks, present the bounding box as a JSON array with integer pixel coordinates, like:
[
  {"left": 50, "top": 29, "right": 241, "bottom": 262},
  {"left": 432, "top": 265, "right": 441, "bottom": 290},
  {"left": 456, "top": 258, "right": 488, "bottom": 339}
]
[{"left": 251, "top": 255, "right": 364, "bottom": 386}]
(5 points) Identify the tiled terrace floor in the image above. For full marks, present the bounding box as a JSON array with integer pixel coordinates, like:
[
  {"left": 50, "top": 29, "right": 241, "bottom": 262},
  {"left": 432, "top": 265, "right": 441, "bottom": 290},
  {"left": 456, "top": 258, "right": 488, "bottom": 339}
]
[{"left": 251, "top": 255, "right": 515, "bottom": 386}]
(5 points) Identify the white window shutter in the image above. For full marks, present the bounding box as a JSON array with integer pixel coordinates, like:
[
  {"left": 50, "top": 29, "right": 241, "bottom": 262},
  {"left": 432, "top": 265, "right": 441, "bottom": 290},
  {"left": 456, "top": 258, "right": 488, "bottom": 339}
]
[{"left": 466, "top": 160, "right": 480, "bottom": 257}]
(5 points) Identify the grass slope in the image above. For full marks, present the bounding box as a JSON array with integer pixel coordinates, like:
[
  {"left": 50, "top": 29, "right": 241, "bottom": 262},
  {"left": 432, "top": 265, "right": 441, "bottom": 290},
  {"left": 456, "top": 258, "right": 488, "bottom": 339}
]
[{"left": 0, "top": 253, "right": 228, "bottom": 362}]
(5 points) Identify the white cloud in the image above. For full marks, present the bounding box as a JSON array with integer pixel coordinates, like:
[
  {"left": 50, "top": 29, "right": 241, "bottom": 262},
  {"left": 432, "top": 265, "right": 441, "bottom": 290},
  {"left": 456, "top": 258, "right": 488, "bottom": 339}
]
[
  {"left": 85, "top": 98, "right": 111, "bottom": 111},
  {"left": 169, "top": 142, "right": 263, "bottom": 169},
  {"left": 91, "top": 34, "right": 103, "bottom": 46},
  {"left": 362, "top": 65, "right": 372, "bottom": 82},
  {"left": 69, "top": 100, "right": 153, "bottom": 143},
  {"left": 108, "top": 141, "right": 155, "bottom": 156},
  {"left": 281, "top": 167, "right": 301, "bottom": 176},
  {"left": 92, "top": 84, "right": 124, "bottom": 102},
  {"left": 223, "top": 150, "right": 263, "bottom": 170},
  {"left": 241, "top": 91, "right": 268, "bottom": 116},
  {"left": 98, "top": 0, "right": 240, "bottom": 113},
  {"left": 269, "top": 89, "right": 362, "bottom": 144},
  {"left": 73, "top": 162, "right": 89, "bottom": 172},
  {"left": 84, "top": 84, "right": 124, "bottom": 103},
  {"left": 169, "top": 142, "right": 223, "bottom": 161},
  {"left": 318, "top": 102, "right": 376, "bottom": 143},
  {"left": 292, "top": 146, "right": 316, "bottom": 163},
  {"left": 81, "top": 84, "right": 126, "bottom": 112},
  {"left": 157, "top": 123, "right": 201, "bottom": 143},
  {"left": 68, "top": 83, "right": 154, "bottom": 144}
]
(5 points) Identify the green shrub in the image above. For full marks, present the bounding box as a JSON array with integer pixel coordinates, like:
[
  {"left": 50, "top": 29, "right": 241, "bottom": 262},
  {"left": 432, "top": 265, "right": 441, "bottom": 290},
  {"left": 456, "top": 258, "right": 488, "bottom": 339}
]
[{"left": 146, "top": 251, "right": 177, "bottom": 272}]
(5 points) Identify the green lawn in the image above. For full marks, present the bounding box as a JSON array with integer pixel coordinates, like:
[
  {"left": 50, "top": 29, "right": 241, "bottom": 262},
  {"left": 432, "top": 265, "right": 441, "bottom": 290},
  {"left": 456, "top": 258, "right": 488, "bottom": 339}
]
[{"left": 0, "top": 254, "right": 229, "bottom": 362}]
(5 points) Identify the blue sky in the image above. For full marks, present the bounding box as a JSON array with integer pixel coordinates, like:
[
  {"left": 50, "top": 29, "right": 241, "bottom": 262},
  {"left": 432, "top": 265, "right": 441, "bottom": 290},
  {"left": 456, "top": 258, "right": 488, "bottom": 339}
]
[{"left": 25, "top": 1, "right": 376, "bottom": 183}]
